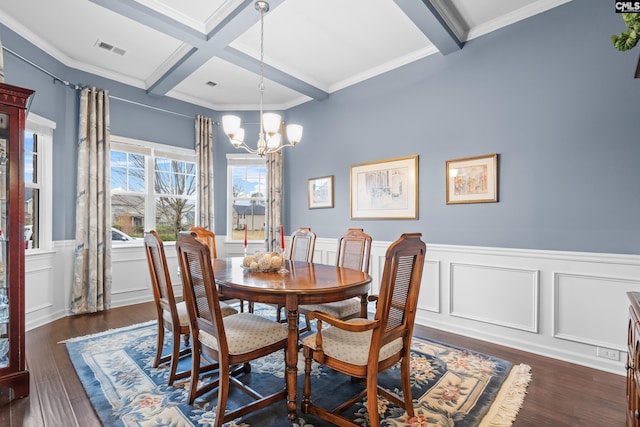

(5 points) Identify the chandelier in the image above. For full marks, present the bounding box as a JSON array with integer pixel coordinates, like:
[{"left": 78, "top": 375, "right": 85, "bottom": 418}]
[{"left": 221, "top": 1, "right": 303, "bottom": 157}]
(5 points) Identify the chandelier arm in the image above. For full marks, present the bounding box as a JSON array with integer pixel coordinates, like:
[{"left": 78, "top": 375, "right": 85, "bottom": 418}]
[
  {"left": 268, "top": 143, "right": 295, "bottom": 154},
  {"left": 231, "top": 141, "right": 296, "bottom": 156},
  {"left": 238, "top": 142, "right": 259, "bottom": 155}
]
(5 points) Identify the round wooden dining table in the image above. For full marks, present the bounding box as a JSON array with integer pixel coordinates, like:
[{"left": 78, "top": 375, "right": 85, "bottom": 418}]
[{"left": 212, "top": 257, "right": 371, "bottom": 424}]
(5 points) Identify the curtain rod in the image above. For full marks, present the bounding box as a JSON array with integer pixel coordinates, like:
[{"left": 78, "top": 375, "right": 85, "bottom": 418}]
[
  {"left": 4, "top": 45, "right": 199, "bottom": 120},
  {"left": 3, "top": 46, "right": 260, "bottom": 124},
  {"left": 109, "top": 95, "right": 195, "bottom": 119},
  {"left": 3, "top": 45, "right": 78, "bottom": 89}
]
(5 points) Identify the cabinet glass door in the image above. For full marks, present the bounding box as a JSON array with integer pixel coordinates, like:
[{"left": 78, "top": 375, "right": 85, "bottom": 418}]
[{"left": 0, "top": 111, "right": 8, "bottom": 368}]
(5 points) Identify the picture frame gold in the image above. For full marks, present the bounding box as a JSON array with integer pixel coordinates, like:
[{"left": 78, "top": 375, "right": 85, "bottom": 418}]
[
  {"left": 446, "top": 153, "right": 498, "bottom": 204},
  {"left": 350, "top": 155, "right": 418, "bottom": 219},
  {"left": 308, "top": 175, "right": 334, "bottom": 209}
]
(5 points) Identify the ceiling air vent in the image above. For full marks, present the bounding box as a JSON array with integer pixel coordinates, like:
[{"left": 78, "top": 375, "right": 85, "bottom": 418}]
[
  {"left": 98, "top": 41, "right": 113, "bottom": 51},
  {"left": 112, "top": 47, "right": 126, "bottom": 56},
  {"left": 95, "top": 40, "right": 126, "bottom": 56},
  {"left": 206, "top": 81, "right": 217, "bottom": 87}
]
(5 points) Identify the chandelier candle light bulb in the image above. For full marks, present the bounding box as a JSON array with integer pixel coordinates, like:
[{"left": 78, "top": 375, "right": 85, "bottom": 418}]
[{"left": 221, "top": 1, "right": 303, "bottom": 156}]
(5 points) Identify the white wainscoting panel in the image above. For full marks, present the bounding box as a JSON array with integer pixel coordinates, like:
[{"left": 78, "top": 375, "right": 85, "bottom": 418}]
[
  {"left": 111, "top": 245, "right": 155, "bottom": 307},
  {"left": 554, "top": 272, "right": 640, "bottom": 351},
  {"left": 25, "top": 251, "right": 56, "bottom": 329},
  {"left": 25, "top": 242, "right": 74, "bottom": 330},
  {"left": 420, "top": 260, "right": 440, "bottom": 313},
  {"left": 449, "top": 263, "right": 539, "bottom": 333}
]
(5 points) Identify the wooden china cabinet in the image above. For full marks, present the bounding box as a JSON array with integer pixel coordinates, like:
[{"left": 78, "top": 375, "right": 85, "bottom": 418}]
[{"left": 0, "top": 82, "right": 34, "bottom": 399}]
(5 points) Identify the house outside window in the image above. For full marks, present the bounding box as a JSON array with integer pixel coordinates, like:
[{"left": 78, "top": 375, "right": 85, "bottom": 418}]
[
  {"left": 227, "top": 154, "right": 266, "bottom": 242},
  {"left": 111, "top": 136, "right": 196, "bottom": 242}
]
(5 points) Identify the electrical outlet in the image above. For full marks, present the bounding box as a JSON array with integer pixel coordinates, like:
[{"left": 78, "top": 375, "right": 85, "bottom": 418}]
[{"left": 596, "top": 347, "right": 620, "bottom": 361}]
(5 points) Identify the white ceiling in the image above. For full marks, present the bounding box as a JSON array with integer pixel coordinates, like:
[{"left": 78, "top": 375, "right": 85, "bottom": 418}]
[{"left": 0, "top": 0, "right": 570, "bottom": 111}]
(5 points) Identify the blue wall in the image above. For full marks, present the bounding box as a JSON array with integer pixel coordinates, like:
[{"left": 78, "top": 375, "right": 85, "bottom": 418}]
[
  {"left": 284, "top": 0, "right": 640, "bottom": 254},
  {"left": 1, "top": 0, "right": 639, "bottom": 254}
]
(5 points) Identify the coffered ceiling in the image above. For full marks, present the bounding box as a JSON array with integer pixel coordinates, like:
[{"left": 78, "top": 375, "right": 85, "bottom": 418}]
[{"left": 0, "top": 0, "right": 570, "bottom": 111}]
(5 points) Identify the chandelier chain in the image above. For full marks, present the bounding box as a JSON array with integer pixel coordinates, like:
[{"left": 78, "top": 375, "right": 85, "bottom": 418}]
[{"left": 259, "top": 1, "right": 265, "bottom": 97}]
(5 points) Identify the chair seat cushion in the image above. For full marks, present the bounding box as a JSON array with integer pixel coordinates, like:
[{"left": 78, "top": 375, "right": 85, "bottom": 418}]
[
  {"left": 219, "top": 301, "right": 239, "bottom": 317},
  {"left": 300, "top": 297, "right": 361, "bottom": 319},
  {"left": 164, "top": 300, "right": 237, "bottom": 328},
  {"left": 163, "top": 300, "right": 190, "bottom": 327},
  {"left": 301, "top": 318, "right": 403, "bottom": 366},
  {"left": 199, "top": 313, "right": 287, "bottom": 355}
]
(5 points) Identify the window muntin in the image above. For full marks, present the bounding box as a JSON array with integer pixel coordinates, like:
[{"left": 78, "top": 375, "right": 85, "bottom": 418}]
[
  {"left": 111, "top": 137, "right": 196, "bottom": 243},
  {"left": 154, "top": 156, "right": 196, "bottom": 238},
  {"left": 111, "top": 151, "right": 144, "bottom": 192},
  {"left": 111, "top": 150, "right": 146, "bottom": 240}
]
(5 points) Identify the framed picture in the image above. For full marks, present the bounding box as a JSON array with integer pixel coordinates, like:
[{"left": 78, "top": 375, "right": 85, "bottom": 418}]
[
  {"left": 446, "top": 153, "right": 498, "bottom": 204},
  {"left": 308, "top": 175, "right": 334, "bottom": 209},
  {"left": 350, "top": 155, "right": 418, "bottom": 219}
]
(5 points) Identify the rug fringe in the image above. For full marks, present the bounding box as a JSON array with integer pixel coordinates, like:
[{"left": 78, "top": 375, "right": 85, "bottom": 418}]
[
  {"left": 58, "top": 320, "right": 156, "bottom": 344},
  {"left": 479, "top": 363, "right": 532, "bottom": 427}
]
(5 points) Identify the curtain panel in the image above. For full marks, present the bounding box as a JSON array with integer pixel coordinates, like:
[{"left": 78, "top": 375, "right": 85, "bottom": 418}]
[
  {"left": 70, "top": 87, "right": 112, "bottom": 314},
  {"left": 196, "top": 115, "right": 214, "bottom": 229},
  {"left": 265, "top": 150, "right": 283, "bottom": 252}
]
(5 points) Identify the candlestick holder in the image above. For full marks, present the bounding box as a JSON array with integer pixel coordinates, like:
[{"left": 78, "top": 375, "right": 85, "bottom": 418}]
[{"left": 278, "top": 248, "right": 288, "bottom": 274}]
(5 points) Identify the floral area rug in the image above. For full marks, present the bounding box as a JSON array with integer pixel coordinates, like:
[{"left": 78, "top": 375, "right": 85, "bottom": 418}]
[{"left": 64, "top": 305, "right": 531, "bottom": 426}]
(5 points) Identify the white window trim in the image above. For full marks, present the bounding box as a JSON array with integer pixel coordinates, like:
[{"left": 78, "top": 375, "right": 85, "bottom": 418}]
[
  {"left": 25, "top": 112, "right": 54, "bottom": 252},
  {"left": 226, "top": 153, "right": 266, "bottom": 242}
]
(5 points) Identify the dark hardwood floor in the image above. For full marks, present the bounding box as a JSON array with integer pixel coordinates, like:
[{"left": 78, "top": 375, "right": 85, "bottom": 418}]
[{"left": 0, "top": 302, "right": 627, "bottom": 426}]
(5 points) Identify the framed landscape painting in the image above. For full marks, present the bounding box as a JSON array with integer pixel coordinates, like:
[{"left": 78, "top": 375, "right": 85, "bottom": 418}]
[
  {"left": 350, "top": 155, "right": 418, "bottom": 219},
  {"left": 308, "top": 175, "right": 334, "bottom": 209},
  {"left": 446, "top": 153, "right": 498, "bottom": 204}
]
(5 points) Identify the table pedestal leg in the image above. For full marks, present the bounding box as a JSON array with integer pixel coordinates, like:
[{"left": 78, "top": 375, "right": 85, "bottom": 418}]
[{"left": 286, "top": 306, "right": 299, "bottom": 423}]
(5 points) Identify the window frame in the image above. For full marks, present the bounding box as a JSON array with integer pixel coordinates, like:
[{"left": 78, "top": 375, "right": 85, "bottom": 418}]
[
  {"left": 25, "top": 113, "right": 54, "bottom": 253},
  {"left": 226, "top": 153, "right": 267, "bottom": 242},
  {"left": 111, "top": 135, "right": 196, "bottom": 244}
]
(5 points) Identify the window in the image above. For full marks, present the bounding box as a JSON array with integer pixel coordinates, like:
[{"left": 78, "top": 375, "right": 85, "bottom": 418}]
[
  {"left": 111, "top": 136, "right": 196, "bottom": 242},
  {"left": 227, "top": 154, "right": 266, "bottom": 242},
  {"left": 24, "top": 113, "right": 54, "bottom": 251}
]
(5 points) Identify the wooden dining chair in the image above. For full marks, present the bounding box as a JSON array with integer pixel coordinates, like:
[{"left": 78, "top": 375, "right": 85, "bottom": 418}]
[
  {"left": 190, "top": 226, "right": 251, "bottom": 312},
  {"left": 144, "top": 230, "right": 237, "bottom": 385},
  {"left": 144, "top": 230, "right": 192, "bottom": 385},
  {"left": 176, "top": 232, "right": 288, "bottom": 426},
  {"left": 288, "top": 226, "right": 316, "bottom": 262},
  {"left": 298, "top": 228, "right": 372, "bottom": 332},
  {"left": 189, "top": 226, "right": 217, "bottom": 259},
  {"left": 274, "top": 226, "right": 317, "bottom": 322},
  {"left": 301, "top": 233, "right": 426, "bottom": 427}
]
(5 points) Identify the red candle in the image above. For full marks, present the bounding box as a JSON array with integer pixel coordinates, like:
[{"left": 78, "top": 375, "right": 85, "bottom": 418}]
[
  {"left": 243, "top": 224, "right": 247, "bottom": 248},
  {"left": 280, "top": 225, "right": 285, "bottom": 251}
]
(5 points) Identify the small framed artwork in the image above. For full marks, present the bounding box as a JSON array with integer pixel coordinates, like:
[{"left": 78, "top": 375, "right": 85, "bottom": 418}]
[
  {"left": 308, "top": 175, "right": 334, "bottom": 209},
  {"left": 350, "top": 155, "right": 419, "bottom": 219},
  {"left": 446, "top": 153, "right": 498, "bottom": 204}
]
